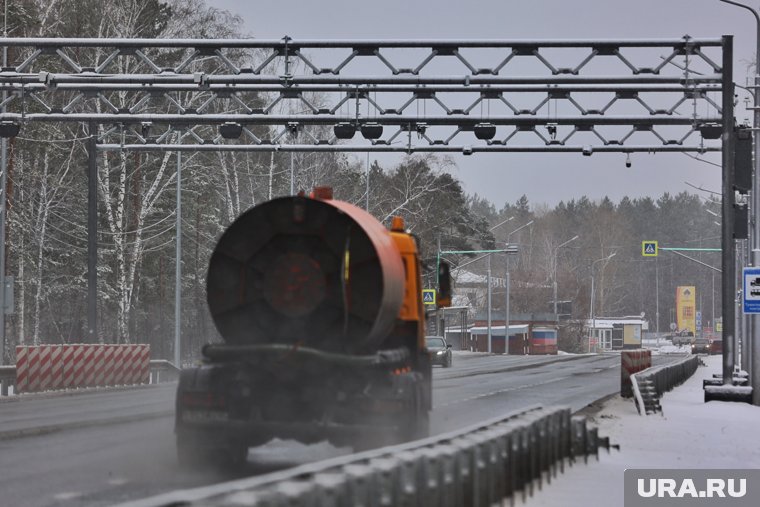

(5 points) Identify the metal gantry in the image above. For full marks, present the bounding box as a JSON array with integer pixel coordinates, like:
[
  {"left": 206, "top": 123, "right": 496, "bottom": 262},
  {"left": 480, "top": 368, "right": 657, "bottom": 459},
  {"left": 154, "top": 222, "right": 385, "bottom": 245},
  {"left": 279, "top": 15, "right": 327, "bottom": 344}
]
[
  {"left": 0, "top": 36, "right": 726, "bottom": 153},
  {"left": 0, "top": 36, "right": 735, "bottom": 373}
]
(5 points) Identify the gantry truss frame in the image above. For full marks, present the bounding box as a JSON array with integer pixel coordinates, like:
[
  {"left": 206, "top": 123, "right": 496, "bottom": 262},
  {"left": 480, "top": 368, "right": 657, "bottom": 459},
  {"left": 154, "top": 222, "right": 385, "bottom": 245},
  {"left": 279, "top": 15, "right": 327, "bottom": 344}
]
[
  {"left": 0, "top": 36, "right": 737, "bottom": 381},
  {"left": 0, "top": 35, "right": 727, "bottom": 153}
]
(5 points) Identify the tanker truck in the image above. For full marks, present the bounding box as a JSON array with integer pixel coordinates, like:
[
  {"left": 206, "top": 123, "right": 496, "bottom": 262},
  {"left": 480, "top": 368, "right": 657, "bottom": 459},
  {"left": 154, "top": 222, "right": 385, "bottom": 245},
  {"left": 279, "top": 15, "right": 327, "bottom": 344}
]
[{"left": 175, "top": 187, "right": 449, "bottom": 465}]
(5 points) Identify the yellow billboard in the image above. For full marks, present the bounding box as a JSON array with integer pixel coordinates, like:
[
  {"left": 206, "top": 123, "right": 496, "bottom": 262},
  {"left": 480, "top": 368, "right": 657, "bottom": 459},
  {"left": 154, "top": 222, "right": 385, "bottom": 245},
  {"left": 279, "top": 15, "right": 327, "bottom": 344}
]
[
  {"left": 623, "top": 324, "right": 642, "bottom": 348},
  {"left": 676, "top": 286, "right": 696, "bottom": 334}
]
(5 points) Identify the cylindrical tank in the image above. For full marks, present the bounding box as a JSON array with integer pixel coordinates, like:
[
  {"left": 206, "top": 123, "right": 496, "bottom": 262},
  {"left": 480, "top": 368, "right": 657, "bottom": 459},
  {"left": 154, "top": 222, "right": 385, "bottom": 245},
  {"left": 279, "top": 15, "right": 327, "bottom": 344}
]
[{"left": 207, "top": 194, "right": 405, "bottom": 353}]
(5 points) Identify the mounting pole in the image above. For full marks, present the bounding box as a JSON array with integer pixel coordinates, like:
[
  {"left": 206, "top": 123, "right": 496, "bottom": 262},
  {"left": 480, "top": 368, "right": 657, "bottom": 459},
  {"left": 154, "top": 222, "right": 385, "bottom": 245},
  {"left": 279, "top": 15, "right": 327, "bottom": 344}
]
[
  {"left": 0, "top": 2, "right": 6, "bottom": 361},
  {"left": 174, "top": 134, "right": 182, "bottom": 367},
  {"left": 721, "top": 35, "right": 736, "bottom": 384},
  {"left": 87, "top": 121, "right": 98, "bottom": 343}
]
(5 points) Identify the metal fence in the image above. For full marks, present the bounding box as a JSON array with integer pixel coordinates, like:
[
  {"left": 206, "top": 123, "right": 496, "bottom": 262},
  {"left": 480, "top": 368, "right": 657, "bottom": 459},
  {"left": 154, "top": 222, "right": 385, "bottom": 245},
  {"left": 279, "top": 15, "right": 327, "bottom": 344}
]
[
  {"left": 118, "top": 405, "right": 613, "bottom": 507},
  {"left": 631, "top": 355, "right": 699, "bottom": 415}
]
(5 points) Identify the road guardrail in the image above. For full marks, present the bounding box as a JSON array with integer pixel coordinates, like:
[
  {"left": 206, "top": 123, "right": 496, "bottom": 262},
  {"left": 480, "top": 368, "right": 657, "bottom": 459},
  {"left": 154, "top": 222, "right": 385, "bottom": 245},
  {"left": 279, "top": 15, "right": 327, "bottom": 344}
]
[
  {"left": 117, "top": 405, "right": 613, "bottom": 507},
  {"left": 631, "top": 355, "right": 699, "bottom": 415}
]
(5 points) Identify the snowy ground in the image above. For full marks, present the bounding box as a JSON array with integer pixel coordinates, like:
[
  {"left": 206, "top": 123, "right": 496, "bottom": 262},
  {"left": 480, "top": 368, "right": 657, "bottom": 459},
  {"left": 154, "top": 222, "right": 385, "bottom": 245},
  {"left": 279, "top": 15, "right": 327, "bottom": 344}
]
[{"left": 526, "top": 355, "right": 760, "bottom": 506}]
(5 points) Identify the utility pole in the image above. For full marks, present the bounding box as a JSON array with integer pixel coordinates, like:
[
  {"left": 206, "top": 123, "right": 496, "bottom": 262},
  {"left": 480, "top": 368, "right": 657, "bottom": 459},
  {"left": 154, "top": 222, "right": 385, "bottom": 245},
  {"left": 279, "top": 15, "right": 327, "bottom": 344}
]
[
  {"left": 0, "top": 0, "right": 7, "bottom": 362},
  {"left": 87, "top": 123, "right": 97, "bottom": 343},
  {"left": 174, "top": 134, "right": 182, "bottom": 367}
]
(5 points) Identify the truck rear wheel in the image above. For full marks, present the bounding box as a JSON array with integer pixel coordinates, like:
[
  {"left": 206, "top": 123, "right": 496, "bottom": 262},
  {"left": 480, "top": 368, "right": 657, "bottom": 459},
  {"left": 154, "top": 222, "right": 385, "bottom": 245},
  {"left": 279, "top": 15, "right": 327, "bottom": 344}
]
[{"left": 398, "top": 380, "right": 430, "bottom": 442}]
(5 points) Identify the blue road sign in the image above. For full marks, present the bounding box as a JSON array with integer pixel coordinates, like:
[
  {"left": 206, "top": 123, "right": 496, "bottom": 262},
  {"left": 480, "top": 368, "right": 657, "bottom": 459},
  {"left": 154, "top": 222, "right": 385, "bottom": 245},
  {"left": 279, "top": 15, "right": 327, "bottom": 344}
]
[
  {"left": 422, "top": 289, "right": 436, "bottom": 305},
  {"left": 642, "top": 240, "right": 658, "bottom": 257},
  {"left": 743, "top": 267, "right": 760, "bottom": 314}
]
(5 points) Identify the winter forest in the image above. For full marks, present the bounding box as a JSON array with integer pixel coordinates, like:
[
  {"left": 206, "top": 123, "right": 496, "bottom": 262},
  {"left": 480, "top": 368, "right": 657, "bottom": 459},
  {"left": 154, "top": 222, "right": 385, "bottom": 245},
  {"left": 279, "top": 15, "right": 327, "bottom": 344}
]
[{"left": 0, "top": 0, "right": 721, "bottom": 361}]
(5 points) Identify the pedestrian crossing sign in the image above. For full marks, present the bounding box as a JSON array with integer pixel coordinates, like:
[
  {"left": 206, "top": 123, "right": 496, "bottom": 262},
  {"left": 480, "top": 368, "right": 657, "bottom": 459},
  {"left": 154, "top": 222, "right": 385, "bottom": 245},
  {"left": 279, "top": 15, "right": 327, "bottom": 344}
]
[
  {"left": 422, "top": 289, "right": 436, "bottom": 305},
  {"left": 642, "top": 240, "right": 658, "bottom": 257}
]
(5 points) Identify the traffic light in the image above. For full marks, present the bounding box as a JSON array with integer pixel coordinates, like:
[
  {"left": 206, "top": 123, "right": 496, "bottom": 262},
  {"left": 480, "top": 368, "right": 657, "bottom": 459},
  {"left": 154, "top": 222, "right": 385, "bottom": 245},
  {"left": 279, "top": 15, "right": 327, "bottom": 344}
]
[
  {"left": 438, "top": 261, "right": 452, "bottom": 308},
  {"left": 734, "top": 128, "right": 752, "bottom": 193},
  {"left": 735, "top": 202, "right": 748, "bottom": 239}
]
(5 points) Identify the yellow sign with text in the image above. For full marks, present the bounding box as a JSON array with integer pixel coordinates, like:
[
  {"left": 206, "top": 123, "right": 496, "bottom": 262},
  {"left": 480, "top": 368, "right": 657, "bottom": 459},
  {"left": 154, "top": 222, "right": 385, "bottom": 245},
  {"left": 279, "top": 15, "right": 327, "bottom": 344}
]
[{"left": 676, "top": 286, "right": 696, "bottom": 334}]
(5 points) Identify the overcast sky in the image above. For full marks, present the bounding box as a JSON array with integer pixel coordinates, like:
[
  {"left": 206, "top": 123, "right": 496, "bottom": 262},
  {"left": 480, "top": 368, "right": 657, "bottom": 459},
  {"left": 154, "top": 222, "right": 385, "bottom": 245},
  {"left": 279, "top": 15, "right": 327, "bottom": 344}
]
[{"left": 205, "top": 0, "right": 754, "bottom": 209}]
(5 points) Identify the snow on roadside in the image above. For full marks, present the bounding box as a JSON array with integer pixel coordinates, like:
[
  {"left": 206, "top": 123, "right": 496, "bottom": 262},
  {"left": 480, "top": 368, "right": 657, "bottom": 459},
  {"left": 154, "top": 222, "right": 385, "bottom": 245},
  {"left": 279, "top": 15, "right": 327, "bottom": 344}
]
[{"left": 526, "top": 355, "right": 760, "bottom": 506}]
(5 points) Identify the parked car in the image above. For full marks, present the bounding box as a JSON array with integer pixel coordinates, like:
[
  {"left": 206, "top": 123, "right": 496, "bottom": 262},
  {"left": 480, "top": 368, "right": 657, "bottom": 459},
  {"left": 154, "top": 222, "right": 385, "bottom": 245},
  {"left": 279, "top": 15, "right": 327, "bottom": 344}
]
[
  {"left": 708, "top": 339, "right": 723, "bottom": 355},
  {"left": 426, "top": 336, "right": 452, "bottom": 367},
  {"left": 691, "top": 338, "right": 710, "bottom": 354}
]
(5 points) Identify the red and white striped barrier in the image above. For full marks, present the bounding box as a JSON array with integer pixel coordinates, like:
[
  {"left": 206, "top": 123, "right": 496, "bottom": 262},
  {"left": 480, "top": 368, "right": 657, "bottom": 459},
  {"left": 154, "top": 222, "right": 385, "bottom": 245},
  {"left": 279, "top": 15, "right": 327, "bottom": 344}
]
[
  {"left": 15, "top": 344, "right": 150, "bottom": 393},
  {"left": 621, "top": 349, "right": 652, "bottom": 398}
]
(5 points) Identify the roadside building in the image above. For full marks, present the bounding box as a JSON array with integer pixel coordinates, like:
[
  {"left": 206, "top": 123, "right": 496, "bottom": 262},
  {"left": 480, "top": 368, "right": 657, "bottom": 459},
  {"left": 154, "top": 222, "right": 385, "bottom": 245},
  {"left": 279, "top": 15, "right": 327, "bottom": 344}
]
[
  {"left": 461, "top": 313, "right": 559, "bottom": 355},
  {"left": 585, "top": 317, "right": 647, "bottom": 351}
]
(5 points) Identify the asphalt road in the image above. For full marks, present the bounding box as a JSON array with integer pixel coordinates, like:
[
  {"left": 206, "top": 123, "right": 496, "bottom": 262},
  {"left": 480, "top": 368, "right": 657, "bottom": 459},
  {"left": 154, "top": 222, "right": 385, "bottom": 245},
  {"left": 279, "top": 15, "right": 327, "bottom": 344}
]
[{"left": 0, "top": 352, "right": 684, "bottom": 507}]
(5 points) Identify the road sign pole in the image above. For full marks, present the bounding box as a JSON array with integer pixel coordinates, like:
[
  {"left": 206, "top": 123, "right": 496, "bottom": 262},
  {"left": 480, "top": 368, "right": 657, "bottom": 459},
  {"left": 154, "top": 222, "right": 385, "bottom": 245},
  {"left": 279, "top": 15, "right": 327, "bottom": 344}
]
[
  {"left": 656, "top": 257, "right": 660, "bottom": 347},
  {"left": 739, "top": 242, "right": 746, "bottom": 371},
  {"left": 505, "top": 268, "right": 510, "bottom": 356}
]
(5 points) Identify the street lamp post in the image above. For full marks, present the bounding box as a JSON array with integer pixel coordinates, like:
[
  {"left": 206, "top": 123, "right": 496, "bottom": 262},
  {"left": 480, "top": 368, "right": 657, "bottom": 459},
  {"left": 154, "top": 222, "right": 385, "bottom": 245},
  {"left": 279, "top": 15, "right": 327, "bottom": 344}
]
[
  {"left": 719, "top": 0, "right": 760, "bottom": 405},
  {"left": 505, "top": 220, "right": 534, "bottom": 353},
  {"left": 439, "top": 245, "right": 518, "bottom": 353},
  {"left": 487, "top": 217, "right": 514, "bottom": 352},
  {"left": 589, "top": 252, "right": 617, "bottom": 352},
  {"left": 553, "top": 235, "right": 579, "bottom": 316}
]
